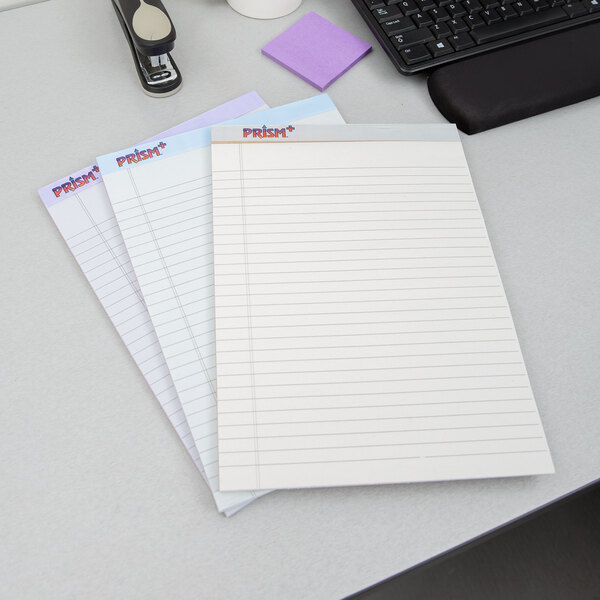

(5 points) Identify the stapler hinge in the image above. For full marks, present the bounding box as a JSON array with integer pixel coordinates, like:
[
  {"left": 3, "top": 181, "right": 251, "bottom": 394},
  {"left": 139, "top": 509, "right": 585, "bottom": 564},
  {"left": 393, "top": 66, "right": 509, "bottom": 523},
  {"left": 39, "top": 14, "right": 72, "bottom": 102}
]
[{"left": 112, "top": 0, "right": 182, "bottom": 97}]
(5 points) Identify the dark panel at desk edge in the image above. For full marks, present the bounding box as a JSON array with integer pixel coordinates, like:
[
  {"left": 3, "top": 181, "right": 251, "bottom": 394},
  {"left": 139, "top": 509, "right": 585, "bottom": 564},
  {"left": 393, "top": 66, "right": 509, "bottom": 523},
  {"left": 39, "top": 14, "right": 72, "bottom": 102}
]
[{"left": 346, "top": 478, "right": 600, "bottom": 600}]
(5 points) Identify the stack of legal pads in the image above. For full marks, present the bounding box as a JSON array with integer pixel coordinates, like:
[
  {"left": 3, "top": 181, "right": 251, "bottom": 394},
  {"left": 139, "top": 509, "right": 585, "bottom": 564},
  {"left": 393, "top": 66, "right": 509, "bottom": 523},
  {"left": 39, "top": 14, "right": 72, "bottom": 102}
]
[{"left": 39, "top": 92, "right": 554, "bottom": 516}]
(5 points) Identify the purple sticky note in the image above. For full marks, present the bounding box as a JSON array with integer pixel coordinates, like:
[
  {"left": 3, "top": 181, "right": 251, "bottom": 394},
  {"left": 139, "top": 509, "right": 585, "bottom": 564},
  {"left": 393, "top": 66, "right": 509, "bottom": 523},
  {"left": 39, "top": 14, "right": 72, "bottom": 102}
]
[{"left": 261, "top": 12, "right": 372, "bottom": 92}]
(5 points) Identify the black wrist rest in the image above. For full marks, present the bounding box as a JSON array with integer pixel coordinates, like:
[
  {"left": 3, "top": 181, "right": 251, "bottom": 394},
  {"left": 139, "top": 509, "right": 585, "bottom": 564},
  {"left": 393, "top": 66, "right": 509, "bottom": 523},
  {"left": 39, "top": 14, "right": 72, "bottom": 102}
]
[{"left": 427, "top": 23, "right": 600, "bottom": 134}]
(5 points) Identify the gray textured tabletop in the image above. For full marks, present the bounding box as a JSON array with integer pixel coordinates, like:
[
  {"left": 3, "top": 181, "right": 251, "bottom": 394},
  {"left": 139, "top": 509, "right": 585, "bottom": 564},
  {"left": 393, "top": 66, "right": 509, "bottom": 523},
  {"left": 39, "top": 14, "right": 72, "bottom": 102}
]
[{"left": 1, "top": 0, "right": 599, "bottom": 598}]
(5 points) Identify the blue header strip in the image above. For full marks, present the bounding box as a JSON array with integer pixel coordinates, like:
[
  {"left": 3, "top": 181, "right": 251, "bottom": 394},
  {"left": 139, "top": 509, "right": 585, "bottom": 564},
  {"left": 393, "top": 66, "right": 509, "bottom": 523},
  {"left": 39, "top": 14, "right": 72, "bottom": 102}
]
[{"left": 97, "top": 94, "right": 337, "bottom": 176}]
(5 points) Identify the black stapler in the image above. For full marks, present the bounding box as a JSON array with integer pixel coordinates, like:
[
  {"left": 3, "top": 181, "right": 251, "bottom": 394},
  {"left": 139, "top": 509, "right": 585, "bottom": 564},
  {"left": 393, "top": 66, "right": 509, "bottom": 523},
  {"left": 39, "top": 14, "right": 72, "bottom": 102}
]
[{"left": 112, "top": 0, "right": 182, "bottom": 97}]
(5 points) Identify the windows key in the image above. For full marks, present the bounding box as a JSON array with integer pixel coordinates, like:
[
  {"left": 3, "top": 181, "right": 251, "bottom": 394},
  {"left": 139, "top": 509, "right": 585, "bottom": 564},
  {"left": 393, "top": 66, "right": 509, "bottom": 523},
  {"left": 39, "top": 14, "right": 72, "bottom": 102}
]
[{"left": 426, "top": 38, "right": 454, "bottom": 56}]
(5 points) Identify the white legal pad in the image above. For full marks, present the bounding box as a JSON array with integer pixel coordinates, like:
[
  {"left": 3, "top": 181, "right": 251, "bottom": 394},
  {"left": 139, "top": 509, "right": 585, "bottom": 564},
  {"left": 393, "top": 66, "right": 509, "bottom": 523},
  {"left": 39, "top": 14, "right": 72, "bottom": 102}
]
[
  {"left": 210, "top": 124, "right": 554, "bottom": 491},
  {"left": 97, "top": 95, "right": 345, "bottom": 508}
]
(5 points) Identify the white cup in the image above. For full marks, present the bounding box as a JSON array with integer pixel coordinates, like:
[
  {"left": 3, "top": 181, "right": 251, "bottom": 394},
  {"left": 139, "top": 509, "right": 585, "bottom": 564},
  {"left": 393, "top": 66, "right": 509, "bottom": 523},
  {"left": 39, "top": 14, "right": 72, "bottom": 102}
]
[{"left": 227, "top": 0, "right": 302, "bottom": 19}]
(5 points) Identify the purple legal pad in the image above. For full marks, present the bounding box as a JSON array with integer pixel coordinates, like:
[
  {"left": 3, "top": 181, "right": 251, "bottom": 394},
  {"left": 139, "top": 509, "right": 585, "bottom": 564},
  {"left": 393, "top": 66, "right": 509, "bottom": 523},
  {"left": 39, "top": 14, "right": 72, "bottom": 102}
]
[{"left": 261, "top": 12, "right": 372, "bottom": 92}]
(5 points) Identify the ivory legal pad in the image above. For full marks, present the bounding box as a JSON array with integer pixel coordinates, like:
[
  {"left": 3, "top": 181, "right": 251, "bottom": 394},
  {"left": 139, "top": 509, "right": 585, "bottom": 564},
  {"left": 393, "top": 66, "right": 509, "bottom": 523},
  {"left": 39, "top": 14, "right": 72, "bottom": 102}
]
[{"left": 210, "top": 124, "right": 554, "bottom": 491}]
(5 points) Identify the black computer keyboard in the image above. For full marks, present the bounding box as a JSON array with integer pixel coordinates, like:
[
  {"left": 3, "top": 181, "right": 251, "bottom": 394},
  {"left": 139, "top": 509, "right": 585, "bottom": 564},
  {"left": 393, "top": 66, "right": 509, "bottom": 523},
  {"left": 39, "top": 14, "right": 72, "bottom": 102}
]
[{"left": 351, "top": 0, "right": 600, "bottom": 73}]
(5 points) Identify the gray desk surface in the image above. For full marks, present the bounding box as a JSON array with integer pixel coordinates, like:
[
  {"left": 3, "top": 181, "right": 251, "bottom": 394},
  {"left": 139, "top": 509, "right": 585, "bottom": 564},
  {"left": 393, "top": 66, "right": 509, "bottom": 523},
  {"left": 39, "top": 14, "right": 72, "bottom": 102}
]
[{"left": 1, "top": 0, "right": 599, "bottom": 598}]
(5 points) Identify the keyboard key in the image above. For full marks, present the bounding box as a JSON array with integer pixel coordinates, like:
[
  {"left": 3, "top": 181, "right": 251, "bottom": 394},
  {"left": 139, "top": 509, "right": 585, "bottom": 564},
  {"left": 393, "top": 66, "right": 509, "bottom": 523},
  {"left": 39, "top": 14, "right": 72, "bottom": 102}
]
[
  {"left": 481, "top": 0, "right": 500, "bottom": 8},
  {"left": 430, "top": 6, "right": 452, "bottom": 19},
  {"left": 373, "top": 5, "right": 402, "bottom": 21},
  {"left": 462, "top": 0, "right": 484, "bottom": 12},
  {"left": 465, "top": 11, "right": 486, "bottom": 25},
  {"left": 447, "top": 2, "right": 468, "bottom": 15},
  {"left": 431, "top": 21, "right": 453, "bottom": 35},
  {"left": 513, "top": 0, "right": 535, "bottom": 13},
  {"left": 427, "top": 38, "right": 455, "bottom": 55},
  {"left": 562, "top": 0, "right": 588, "bottom": 14},
  {"left": 382, "top": 16, "right": 417, "bottom": 34},
  {"left": 482, "top": 7, "right": 502, "bottom": 21},
  {"left": 399, "top": 0, "right": 421, "bottom": 15},
  {"left": 498, "top": 3, "right": 519, "bottom": 16},
  {"left": 471, "top": 6, "right": 566, "bottom": 42},
  {"left": 364, "top": 0, "right": 386, "bottom": 8},
  {"left": 414, "top": 11, "right": 435, "bottom": 25},
  {"left": 583, "top": 0, "right": 600, "bottom": 10},
  {"left": 392, "top": 27, "right": 436, "bottom": 48},
  {"left": 448, "top": 32, "right": 476, "bottom": 48},
  {"left": 449, "top": 16, "right": 470, "bottom": 30},
  {"left": 400, "top": 44, "right": 433, "bottom": 63}
]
